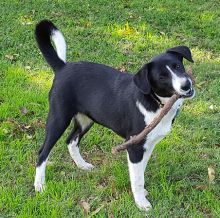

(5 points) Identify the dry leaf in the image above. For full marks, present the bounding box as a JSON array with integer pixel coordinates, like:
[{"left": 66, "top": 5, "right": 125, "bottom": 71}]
[
  {"left": 122, "top": 50, "right": 132, "bottom": 56},
  {"left": 79, "top": 201, "right": 90, "bottom": 216},
  {"left": 208, "top": 166, "right": 215, "bottom": 183},
  {"left": 194, "top": 185, "right": 208, "bottom": 191},
  {"left": 90, "top": 204, "right": 105, "bottom": 216},
  {"left": 214, "top": 143, "right": 220, "bottom": 148},
  {"left": 24, "top": 125, "right": 31, "bottom": 129},
  {"left": 200, "top": 153, "right": 208, "bottom": 159},
  {"left": 51, "top": 12, "right": 63, "bottom": 17},
  {"left": 108, "top": 213, "right": 114, "bottom": 218},
  {"left": 198, "top": 207, "right": 212, "bottom": 218},
  {"left": 118, "top": 66, "right": 126, "bottom": 72},
  {"left": 5, "top": 54, "right": 15, "bottom": 61},
  {"left": 20, "top": 107, "right": 28, "bottom": 115},
  {"left": 176, "top": 34, "right": 187, "bottom": 41}
]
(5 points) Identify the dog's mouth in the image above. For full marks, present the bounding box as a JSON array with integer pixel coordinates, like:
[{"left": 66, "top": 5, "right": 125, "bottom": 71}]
[{"left": 180, "top": 87, "right": 195, "bottom": 99}]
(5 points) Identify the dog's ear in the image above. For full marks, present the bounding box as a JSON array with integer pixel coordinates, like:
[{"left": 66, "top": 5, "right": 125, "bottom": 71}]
[
  {"left": 166, "top": 46, "right": 194, "bottom": 63},
  {"left": 133, "top": 63, "right": 151, "bottom": 94}
]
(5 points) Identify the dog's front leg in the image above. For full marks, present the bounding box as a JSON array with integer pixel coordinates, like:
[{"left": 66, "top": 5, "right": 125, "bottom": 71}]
[{"left": 127, "top": 146, "right": 152, "bottom": 212}]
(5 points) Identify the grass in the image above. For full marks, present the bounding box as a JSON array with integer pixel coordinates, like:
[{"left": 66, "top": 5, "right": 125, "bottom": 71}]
[{"left": 0, "top": 0, "right": 220, "bottom": 217}]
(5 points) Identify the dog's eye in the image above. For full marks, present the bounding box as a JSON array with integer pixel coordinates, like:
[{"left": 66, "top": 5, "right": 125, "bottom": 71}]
[{"left": 173, "top": 64, "right": 180, "bottom": 69}]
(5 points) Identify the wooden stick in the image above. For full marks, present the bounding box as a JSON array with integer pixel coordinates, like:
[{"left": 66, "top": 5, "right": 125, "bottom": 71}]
[{"left": 112, "top": 67, "right": 193, "bottom": 154}]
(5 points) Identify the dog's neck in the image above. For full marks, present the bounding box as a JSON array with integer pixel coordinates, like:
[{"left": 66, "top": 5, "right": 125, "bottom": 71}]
[
  {"left": 154, "top": 93, "right": 173, "bottom": 106},
  {"left": 150, "top": 92, "right": 164, "bottom": 108}
]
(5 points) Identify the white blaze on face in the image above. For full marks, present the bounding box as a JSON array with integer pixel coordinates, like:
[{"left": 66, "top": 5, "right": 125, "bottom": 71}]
[{"left": 166, "top": 65, "right": 187, "bottom": 94}]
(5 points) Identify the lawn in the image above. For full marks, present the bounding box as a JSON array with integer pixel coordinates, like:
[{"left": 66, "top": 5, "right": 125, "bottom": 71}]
[{"left": 0, "top": 0, "right": 220, "bottom": 217}]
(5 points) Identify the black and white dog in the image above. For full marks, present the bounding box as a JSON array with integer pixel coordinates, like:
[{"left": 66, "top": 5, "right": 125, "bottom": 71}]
[{"left": 34, "top": 20, "right": 195, "bottom": 212}]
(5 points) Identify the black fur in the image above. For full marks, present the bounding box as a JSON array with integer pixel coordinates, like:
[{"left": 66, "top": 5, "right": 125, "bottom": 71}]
[
  {"left": 133, "top": 63, "right": 151, "bottom": 94},
  {"left": 166, "top": 46, "right": 194, "bottom": 63},
  {"left": 35, "top": 20, "right": 194, "bottom": 166},
  {"left": 35, "top": 20, "right": 65, "bottom": 72}
]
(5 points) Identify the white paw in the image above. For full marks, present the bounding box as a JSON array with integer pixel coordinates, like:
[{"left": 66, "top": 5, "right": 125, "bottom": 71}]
[
  {"left": 144, "top": 189, "right": 149, "bottom": 196},
  {"left": 135, "top": 196, "right": 152, "bottom": 212},
  {"left": 34, "top": 181, "right": 45, "bottom": 192},
  {"left": 77, "top": 162, "right": 94, "bottom": 171},
  {"left": 34, "top": 165, "right": 46, "bottom": 192}
]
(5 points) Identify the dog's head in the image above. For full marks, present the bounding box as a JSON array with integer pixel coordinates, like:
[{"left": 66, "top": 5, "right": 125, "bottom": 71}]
[{"left": 133, "top": 46, "right": 195, "bottom": 99}]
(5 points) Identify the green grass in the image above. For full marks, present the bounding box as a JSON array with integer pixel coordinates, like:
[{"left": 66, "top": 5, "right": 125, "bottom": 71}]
[{"left": 0, "top": 1, "right": 220, "bottom": 217}]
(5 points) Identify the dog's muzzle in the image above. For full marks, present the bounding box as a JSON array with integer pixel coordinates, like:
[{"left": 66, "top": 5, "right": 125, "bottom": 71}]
[
  {"left": 182, "top": 87, "right": 195, "bottom": 99},
  {"left": 185, "top": 87, "right": 195, "bottom": 98},
  {"left": 179, "top": 77, "right": 195, "bottom": 99}
]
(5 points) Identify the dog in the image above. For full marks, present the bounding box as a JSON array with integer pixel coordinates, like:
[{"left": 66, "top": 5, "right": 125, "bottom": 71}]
[{"left": 34, "top": 20, "right": 195, "bottom": 212}]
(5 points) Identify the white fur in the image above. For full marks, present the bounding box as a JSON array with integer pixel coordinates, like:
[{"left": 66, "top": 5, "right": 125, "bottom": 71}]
[
  {"left": 75, "top": 113, "right": 92, "bottom": 131},
  {"left": 51, "top": 30, "right": 66, "bottom": 62},
  {"left": 129, "top": 99, "right": 184, "bottom": 211},
  {"left": 137, "top": 99, "right": 183, "bottom": 142},
  {"left": 155, "top": 95, "right": 171, "bottom": 105},
  {"left": 68, "top": 137, "right": 94, "bottom": 170},
  {"left": 166, "top": 65, "right": 189, "bottom": 95},
  {"left": 136, "top": 102, "right": 156, "bottom": 124},
  {"left": 127, "top": 152, "right": 152, "bottom": 211},
  {"left": 34, "top": 159, "right": 48, "bottom": 192}
]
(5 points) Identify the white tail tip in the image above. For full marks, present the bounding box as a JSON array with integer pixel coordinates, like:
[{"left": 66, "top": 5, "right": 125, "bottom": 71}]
[{"left": 51, "top": 30, "right": 67, "bottom": 62}]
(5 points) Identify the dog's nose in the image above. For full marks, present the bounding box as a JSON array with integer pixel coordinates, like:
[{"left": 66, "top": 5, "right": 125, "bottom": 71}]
[{"left": 181, "top": 79, "right": 191, "bottom": 92}]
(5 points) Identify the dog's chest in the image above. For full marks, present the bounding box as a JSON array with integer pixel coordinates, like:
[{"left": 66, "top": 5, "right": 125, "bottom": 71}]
[{"left": 136, "top": 99, "right": 183, "bottom": 144}]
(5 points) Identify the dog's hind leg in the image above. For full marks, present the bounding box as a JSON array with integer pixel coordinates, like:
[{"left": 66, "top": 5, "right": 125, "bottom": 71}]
[
  {"left": 66, "top": 113, "right": 94, "bottom": 171},
  {"left": 34, "top": 103, "right": 73, "bottom": 192}
]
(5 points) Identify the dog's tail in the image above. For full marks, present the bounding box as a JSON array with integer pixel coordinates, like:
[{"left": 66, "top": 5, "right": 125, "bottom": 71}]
[{"left": 35, "top": 20, "right": 66, "bottom": 73}]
